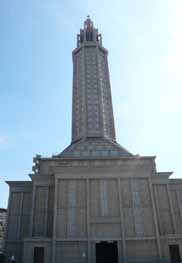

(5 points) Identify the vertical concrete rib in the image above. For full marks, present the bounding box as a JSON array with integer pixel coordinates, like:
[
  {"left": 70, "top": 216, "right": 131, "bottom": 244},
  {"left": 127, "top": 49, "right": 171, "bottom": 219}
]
[
  {"left": 86, "top": 179, "right": 91, "bottom": 263},
  {"left": 52, "top": 177, "right": 58, "bottom": 263},
  {"left": 148, "top": 179, "right": 162, "bottom": 258},
  {"left": 44, "top": 186, "right": 49, "bottom": 237},
  {"left": 167, "top": 184, "right": 177, "bottom": 233},
  {"left": 29, "top": 184, "right": 36, "bottom": 237},
  {"left": 118, "top": 178, "right": 126, "bottom": 262},
  {"left": 18, "top": 192, "right": 23, "bottom": 240}
]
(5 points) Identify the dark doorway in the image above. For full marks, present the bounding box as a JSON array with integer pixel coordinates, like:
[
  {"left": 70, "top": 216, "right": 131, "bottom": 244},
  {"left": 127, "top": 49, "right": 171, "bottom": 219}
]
[
  {"left": 96, "top": 241, "right": 118, "bottom": 263},
  {"left": 34, "top": 247, "right": 44, "bottom": 263},
  {"left": 169, "top": 244, "right": 181, "bottom": 263}
]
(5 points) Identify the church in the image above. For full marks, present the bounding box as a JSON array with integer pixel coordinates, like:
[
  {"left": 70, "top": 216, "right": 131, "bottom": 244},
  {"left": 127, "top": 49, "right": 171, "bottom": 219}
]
[{"left": 4, "top": 17, "right": 182, "bottom": 263}]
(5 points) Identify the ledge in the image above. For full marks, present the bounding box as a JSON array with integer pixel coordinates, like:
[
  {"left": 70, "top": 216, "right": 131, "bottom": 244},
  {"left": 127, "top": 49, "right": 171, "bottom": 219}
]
[{"left": 6, "top": 181, "right": 32, "bottom": 187}]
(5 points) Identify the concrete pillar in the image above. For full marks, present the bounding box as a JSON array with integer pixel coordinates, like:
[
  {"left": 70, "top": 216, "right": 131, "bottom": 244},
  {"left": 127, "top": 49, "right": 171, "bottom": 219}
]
[{"left": 149, "top": 179, "right": 162, "bottom": 258}]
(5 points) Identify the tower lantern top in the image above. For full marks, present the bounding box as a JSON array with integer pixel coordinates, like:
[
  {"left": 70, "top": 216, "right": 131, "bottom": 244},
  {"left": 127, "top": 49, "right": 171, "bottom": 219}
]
[
  {"left": 77, "top": 16, "right": 102, "bottom": 47},
  {"left": 84, "top": 15, "right": 93, "bottom": 29}
]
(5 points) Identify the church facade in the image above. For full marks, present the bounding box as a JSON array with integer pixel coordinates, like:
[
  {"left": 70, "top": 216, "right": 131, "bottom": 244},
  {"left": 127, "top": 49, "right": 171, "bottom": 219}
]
[{"left": 4, "top": 18, "right": 182, "bottom": 263}]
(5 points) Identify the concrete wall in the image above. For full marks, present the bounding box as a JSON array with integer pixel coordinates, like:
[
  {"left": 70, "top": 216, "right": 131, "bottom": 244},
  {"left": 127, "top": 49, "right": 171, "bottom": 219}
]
[
  {"left": 56, "top": 241, "right": 87, "bottom": 263},
  {"left": 4, "top": 158, "right": 182, "bottom": 263},
  {"left": 23, "top": 239, "right": 52, "bottom": 263},
  {"left": 0, "top": 209, "right": 7, "bottom": 252},
  {"left": 4, "top": 182, "right": 32, "bottom": 263},
  {"left": 56, "top": 180, "right": 87, "bottom": 238},
  {"left": 32, "top": 180, "right": 54, "bottom": 237}
]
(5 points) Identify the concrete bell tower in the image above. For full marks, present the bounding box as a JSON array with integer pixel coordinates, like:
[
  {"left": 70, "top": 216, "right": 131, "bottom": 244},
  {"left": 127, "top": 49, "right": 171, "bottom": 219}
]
[
  {"left": 60, "top": 17, "right": 132, "bottom": 158},
  {"left": 72, "top": 16, "right": 116, "bottom": 142}
]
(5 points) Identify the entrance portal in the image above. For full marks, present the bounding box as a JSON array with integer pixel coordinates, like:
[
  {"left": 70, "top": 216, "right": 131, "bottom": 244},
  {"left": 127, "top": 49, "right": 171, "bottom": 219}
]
[
  {"left": 169, "top": 244, "right": 181, "bottom": 263},
  {"left": 33, "top": 247, "right": 44, "bottom": 263},
  {"left": 96, "top": 241, "right": 118, "bottom": 263}
]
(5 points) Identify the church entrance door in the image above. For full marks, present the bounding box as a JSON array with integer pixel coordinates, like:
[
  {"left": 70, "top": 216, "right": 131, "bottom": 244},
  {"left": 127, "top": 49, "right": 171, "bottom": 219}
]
[
  {"left": 33, "top": 247, "right": 44, "bottom": 263},
  {"left": 96, "top": 241, "right": 118, "bottom": 263},
  {"left": 169, "top": 244, "right": 181, "bottom": 262}
]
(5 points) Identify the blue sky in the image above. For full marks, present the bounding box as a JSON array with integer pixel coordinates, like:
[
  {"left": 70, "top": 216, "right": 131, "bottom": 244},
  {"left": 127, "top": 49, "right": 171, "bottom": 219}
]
[{"left": 0, "top": 0, "right": 182, "bottom": 208}]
